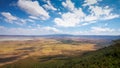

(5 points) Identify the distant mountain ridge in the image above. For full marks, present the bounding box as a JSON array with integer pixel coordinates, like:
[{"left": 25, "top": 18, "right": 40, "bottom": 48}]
[{"left": 0, "top": 34, "right": 119, "bottom": 40}]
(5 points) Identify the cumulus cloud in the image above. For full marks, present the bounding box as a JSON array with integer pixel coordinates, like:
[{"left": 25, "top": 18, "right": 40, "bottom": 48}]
[
  {"left": 62, "top": 0, "right": 75, "bottom": 11},
  {"left": 54, "top": 0, "right": 86, "bottom": 27},
  {"left": 89, "top": 6, "right": 119, "bottom": 20},
  {"left": 89, "top": 6, "right": 111, "bottom": 16},
  {"left": 83, "top": 0, "right": 101, "bottom": 6},
  {"left": 1, "top": 12, "right": 34, "bottom": 25},
  {"left": 1, "top": 12, "right": 17, "bottom": 23},
  {"left": 54, "top": 0, "right": 119, "bottom": 27},
  {"left": 83, "top": 0, "right": 119, "bottom": 21},
  {"left": 43, "top": 0, "right": 57, "bottom": 11},
  {"left": 17, "top": 0, "right": 49, "bottom": 20},
  {"left": 82, "top": 5, "right": 119, "bottom": 23},
  {"left": 54, "top": 8, "right": 85, "bottom": 27}
]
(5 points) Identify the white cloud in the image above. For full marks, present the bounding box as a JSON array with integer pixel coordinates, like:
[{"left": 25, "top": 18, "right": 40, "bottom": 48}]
[
  {"left": 86, "top": 2, "right": 119, "bottom": 21},
  {"left": 81, "top": 21, "right": 96, "bottom": 26},
  {"left": 91, "top": 27, "right": 114, "bottom": 33},
  {"left": 103, "top": 14, "right": 119, "bottom": 20},
  {"left": 89, "top": 6, "right": 111, "bottom": 16},
  {"left": 58, "top": 12, "right": 62, "bottom": 15},
  {"left": 43, "top": 26, "right": 60, "bottom": 33},
  {"left": 83, "top": 0, "right": 101, "bottom": 6},
  {"left": 0, "top": 26, "right": 5, "bottom": 29},
  {"left": 27, "top": 19, "right": 35, "bottom": 23},
  {"left": 62, "top": 0, "right": 75, "bottom": 11},
  {"left": 1, "top": 12, "right": 34, "bottom": 25},
  {"left": 84, "top": 15, "right": 98, "bottom": 22},
  {"left": 0, "top": 25, "right": 119, "bottom": 35},
  {"left": 43, "top": 0, "right": 57, "bottom": 11},
  {"left": 0, "top": 26, "right": 61, "bottom": 35},
  {"left": 54, "top": 8, "right": 85, "bottom": 27},
  {"left": 29, "top": 16, "right": 39, "bottom": 20},
  {"left": 89, "top": 6, "right": 119, "bottom": 20},
  {"left": 17, "top": 0, "right": 49, "bottom": 20},
  {"left": 54, "top": 0, "right": 86, "bottom": 27},
  {"left": 68, "top": 27, "right": 119, "bottom": 35},
  {"left": 54, "top": 0, "right": 119, "bottom": 27},
  {"left": 1, "top": 12, "right": 17, "bottom": 23}
]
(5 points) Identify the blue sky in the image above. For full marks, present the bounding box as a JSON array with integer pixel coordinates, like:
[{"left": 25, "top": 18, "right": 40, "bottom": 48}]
[{"left": 0, "top": 0, "right": 120, "bottom": 35}]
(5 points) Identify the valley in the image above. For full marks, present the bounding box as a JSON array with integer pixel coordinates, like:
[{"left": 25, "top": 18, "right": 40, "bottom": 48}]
[{"left": 0, "top": 35, "right": 119, "bottom": 68}]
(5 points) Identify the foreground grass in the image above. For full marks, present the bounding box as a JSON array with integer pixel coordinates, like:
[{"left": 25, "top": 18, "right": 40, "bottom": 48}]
[{"left": 1, "top": 39, "right": 120, "bottom": 68}]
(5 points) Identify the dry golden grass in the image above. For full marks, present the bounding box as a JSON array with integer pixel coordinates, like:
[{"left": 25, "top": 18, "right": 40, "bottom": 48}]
[{"left": 0, "top": 38, "right": 97, "bottom": 66}]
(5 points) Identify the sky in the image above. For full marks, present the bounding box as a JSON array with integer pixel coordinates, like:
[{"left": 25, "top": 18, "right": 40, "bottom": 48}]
[{"left": 0, "top": 0, "right": 120, "bottom": 35}]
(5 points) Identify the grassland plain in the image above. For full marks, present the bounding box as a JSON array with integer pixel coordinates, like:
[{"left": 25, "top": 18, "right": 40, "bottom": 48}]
[
  {"left": 0, "top": 38, "right": 98, "bottom": 66},
  {"left": 0, "top": 39, "right": 120, "bottom": 68}
]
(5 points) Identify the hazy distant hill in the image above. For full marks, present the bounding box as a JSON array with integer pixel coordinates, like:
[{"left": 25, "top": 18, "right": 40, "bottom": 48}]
[{"left": 0, "top": 34, "right": 120, "bottom": 40}]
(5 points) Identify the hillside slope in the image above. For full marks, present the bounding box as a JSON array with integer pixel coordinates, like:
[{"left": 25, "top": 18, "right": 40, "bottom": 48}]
[
  {"left": 62, "top": 39, "right": 120, "bottom": 68},
  {"left": 1, "top": 39, "right": 120, "bottom": 68}
]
